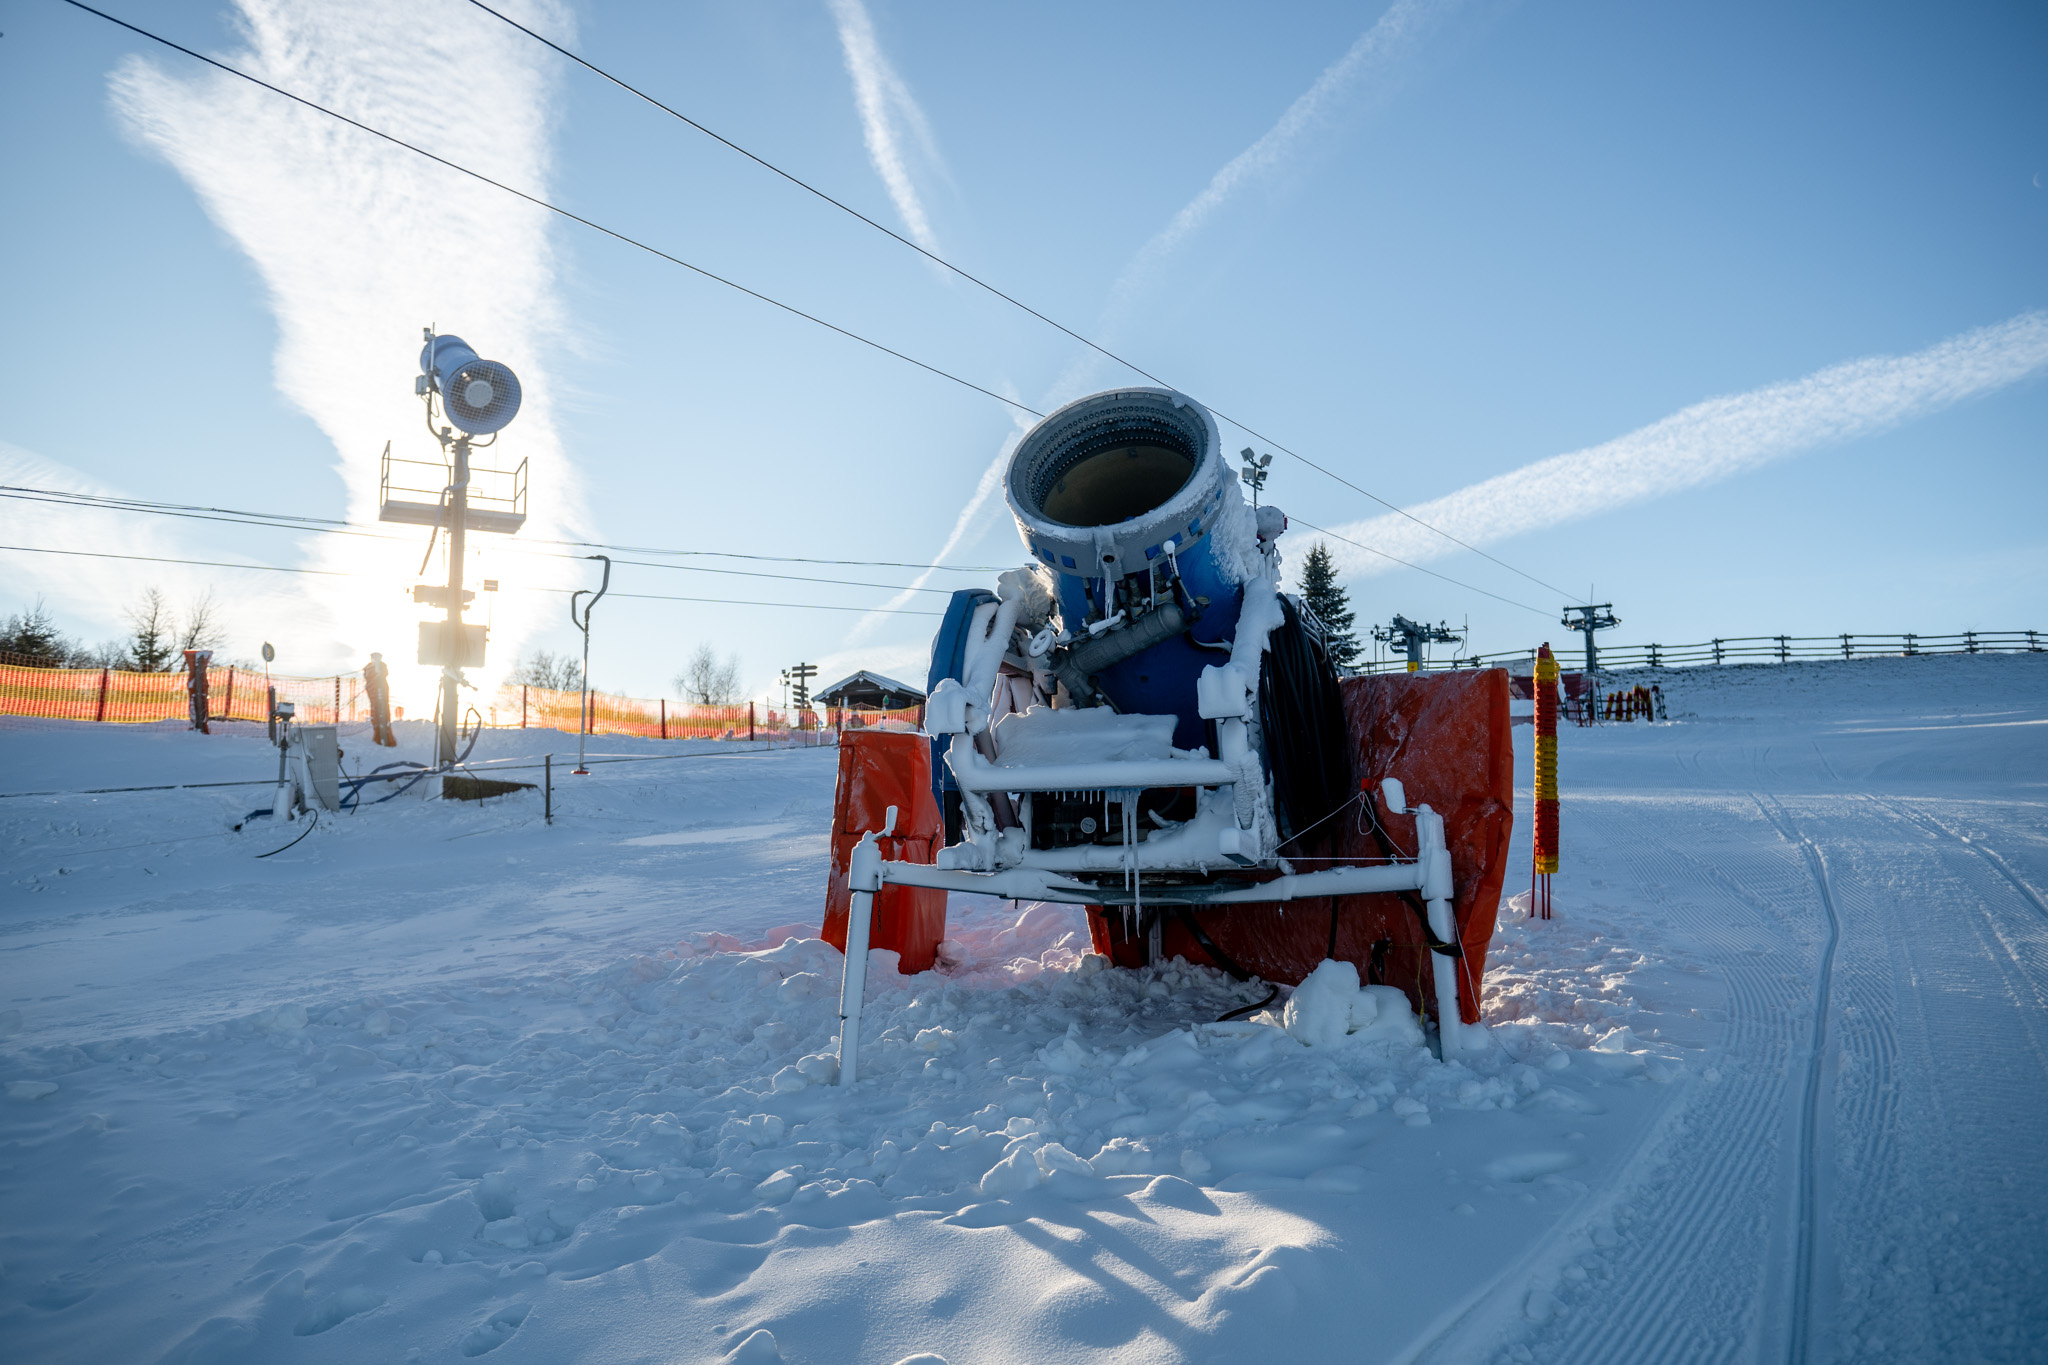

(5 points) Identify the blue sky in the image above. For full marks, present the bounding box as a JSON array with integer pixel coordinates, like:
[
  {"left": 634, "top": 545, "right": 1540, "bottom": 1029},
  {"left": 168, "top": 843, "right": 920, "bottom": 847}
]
[{"left": 3, "top": 0, "right": 2044, "bottom": 705}]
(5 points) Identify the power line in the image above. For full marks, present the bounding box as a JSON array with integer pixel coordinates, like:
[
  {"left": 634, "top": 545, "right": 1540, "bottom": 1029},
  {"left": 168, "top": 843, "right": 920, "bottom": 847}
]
[
  {"left": 57, "top": 0, "right": 1565, "bottom": 610},
  {"left": 1288, "top": 518, "right": 1547, "bottom": 616},
  {"left": 0, "top": 540, "right": 937, "bottom": 618},
  {"left": 1223, "top": 429, "right": 1573, "bottom": 600},
  {"left": 56, "top": 0, "right": 1044, "bottom": 421},
  {"left": 464, "top": 0, "right": 1574, "bottom": 603},
  {"left": 0, "top": 543, "right": 351, "bottom": 577},
  {"left": 527, "top": 552, "right": 954, "bottom": 595},
  {"left": 523, "top": 588, "right": 943, "bottom": 617},
  {"left": 1, "top": 485, "right": 1004, "bottom": 572}
]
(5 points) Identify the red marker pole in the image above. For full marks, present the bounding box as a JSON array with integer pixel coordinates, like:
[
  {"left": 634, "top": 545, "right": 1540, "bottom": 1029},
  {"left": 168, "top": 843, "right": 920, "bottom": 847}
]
[{"left": 1533, "top": 643, "right": 1559, "bottom": 920}]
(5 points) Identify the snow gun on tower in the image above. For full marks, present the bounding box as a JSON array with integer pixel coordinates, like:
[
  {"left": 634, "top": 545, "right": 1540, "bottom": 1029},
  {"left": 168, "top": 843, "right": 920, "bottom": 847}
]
[{"left": 825, "top": 389, "right": 1514, "bottom": 1080}]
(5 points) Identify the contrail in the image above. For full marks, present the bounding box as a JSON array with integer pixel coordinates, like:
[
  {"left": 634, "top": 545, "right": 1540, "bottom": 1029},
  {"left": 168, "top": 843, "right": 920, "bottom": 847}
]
[
  {"left": 1097, "top": 0, "right": 1463, "bottom": 345},
  {"left": 1317, "top": 311, "right": 2048, "bottom": 578},
  {"left": 843, "top": 0, "right": 1462, "bottom": 642},
  {"left": 825, "top": 0, "right": 944, "bottom": 252},
  {"left": 108, "top": 0, "right": 584, "bottom": 696}
]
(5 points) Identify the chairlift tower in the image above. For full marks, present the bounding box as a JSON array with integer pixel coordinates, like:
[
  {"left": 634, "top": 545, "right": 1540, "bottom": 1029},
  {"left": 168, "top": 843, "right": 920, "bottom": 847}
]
[
  {"left": 1372, "top": 614, "right": 1462, "bottom": 673},
  {"left": 381, "top": 327, "right": 527, "bottom": 768},
  {"left": 1561, "top": 603, "right": 1621, "bottom": 673},
  {"left": 788, "top": 662, "right": 818, "bottom": 712}
]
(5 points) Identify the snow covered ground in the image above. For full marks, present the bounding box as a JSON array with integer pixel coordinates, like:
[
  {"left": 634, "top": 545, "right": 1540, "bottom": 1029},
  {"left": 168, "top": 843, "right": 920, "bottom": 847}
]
[{"left": 2, "top": 654, "right": 2043, "bottom": 1364}]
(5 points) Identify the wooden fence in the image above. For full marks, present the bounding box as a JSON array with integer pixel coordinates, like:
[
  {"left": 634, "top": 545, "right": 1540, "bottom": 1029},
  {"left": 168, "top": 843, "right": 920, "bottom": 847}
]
[{"left": 1357, "top": 630, "right": 2044, "bottom": 675}]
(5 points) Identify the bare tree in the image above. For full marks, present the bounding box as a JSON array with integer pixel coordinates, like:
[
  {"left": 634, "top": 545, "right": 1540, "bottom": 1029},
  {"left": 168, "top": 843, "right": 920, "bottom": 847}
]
[
  {"left": 126, "top": 588, "right": 177, "bottom": 672},
  {"left": 177, "top": 588, "right": 226, "bottom": 654},
  {"left": 676, "top": 644, "right": 743, "bottom": 705},
  {"left": 68, "top": 638, "right": 133, "bottom": 669},
  {"left": 510, "top": 648, "right": 582, "bottom": 691}
]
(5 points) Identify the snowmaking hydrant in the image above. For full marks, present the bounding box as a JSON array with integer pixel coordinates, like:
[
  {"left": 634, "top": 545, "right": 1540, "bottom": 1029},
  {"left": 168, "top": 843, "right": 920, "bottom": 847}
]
[{"left": 829, "top": 389, "right": 1514, "bottom": 1080}]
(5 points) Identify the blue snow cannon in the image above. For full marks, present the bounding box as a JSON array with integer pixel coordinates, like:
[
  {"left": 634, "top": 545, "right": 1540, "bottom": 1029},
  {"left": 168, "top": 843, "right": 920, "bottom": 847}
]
[
  {"left": 420, "top": 334, "right": 523, "bottom": 436},
  {"left": 1006, "top": 387, "right": 1248, "bottom": 749}
]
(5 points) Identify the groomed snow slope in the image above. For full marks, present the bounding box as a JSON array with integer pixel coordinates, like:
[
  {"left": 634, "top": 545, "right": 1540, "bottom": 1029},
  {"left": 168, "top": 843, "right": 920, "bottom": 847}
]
[{"left": 1, "top": 654, "right": 2043, "bottom": 1364}]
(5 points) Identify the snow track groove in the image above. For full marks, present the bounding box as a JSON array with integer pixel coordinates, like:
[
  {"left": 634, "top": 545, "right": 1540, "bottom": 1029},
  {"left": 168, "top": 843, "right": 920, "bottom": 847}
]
[
  {"left": 1476, "top": 782, "right": 2048, "bottom": 1365},
  {"left": 1808, "top": 796, "right": 2048, "bottom": 1361},
  {"left": 1754, "top": 795, "right": 1841, "bottom": 1365},
  {"left": 1467, "top": 795, "right": 1819, "bottom": 1365}
]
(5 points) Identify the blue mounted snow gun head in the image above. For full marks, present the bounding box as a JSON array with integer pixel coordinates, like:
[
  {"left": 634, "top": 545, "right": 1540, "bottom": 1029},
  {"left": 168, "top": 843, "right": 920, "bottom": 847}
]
[
  {"left": 1007, "top": 388, "right": 1250, "bottom": 746},
  {"left": 420, "top": 334, "right": 523, "bottom": 436}
]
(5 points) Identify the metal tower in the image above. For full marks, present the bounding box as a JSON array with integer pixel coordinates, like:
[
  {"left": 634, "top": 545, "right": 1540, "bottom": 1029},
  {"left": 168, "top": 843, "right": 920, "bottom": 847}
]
[
  {"left": 1371, "top": 614, "right": 1463, "bottom": 672},
  {"left": 1561, "top": 603, "right": 1621, "bottom": 672}
]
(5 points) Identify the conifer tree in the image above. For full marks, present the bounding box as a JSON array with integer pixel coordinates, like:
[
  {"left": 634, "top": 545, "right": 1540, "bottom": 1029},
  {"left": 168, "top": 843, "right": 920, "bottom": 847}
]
[
  {"left": 126, "top": 588, "right": 177, "bottom": 673},
  {"left": 1297, "top": 542, "right": 1360, "bottom": 669}
]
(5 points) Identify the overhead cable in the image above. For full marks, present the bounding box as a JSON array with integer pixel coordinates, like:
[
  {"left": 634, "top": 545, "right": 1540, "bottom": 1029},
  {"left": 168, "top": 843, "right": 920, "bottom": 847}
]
[
  {"left": 0, "top": 543, "right": 937, "bottom": 615},
  {"left": 1287, "top": 518, "right": 1548, "bottom": 616},
  {"left": 56, "top": 0, "right": 1044, "bottom": 420},
  {"left": 1, "top": 485, "right": 1003, "bottom": 572},
  {"left": 55, "top": 0, "right": 1564, "bottom": 608},
  {"left": 463, "top": 0, "right": 1573, "bottom": 602},
  {"left": 0, "top": 543, "right": 351, "bottom": 577},
  {"left": 520, "top": 588, "right": 943, "bottom": 616}
]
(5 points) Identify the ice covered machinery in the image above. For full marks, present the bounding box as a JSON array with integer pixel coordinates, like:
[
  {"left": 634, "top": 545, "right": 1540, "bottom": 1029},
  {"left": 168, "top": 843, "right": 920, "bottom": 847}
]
[{"left": 832, "top": 390, "right": 1513, "bottom": 1077}]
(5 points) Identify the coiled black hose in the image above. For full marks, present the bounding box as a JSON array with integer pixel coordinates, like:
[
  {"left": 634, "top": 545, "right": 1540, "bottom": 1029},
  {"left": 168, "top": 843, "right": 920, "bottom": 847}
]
[{"left": 1258, "top": 594, "right": 1351, "bottom": 847}]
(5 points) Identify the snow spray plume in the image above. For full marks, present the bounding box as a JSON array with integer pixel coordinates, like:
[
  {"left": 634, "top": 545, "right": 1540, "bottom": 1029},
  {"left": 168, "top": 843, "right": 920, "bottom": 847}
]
[
  {"left": 1320, "top": 312, "right": 2048, "bottom": 577},
  {"left": 110, "top": 0, "right": 588, "bottom": 704}
]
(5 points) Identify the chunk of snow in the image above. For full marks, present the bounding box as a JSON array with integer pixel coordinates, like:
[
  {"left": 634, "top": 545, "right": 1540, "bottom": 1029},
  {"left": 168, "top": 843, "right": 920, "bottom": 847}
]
[
  {"left": 1283, "top": 959, "right": 1360, "bottom": 1047},
  {"left": 7, "top": 1080, "right": 59, "bottom": 1101},
  {"left": 988, "top": 707, "right": 1177, "bottom": 767},
  {"left": 256, "top": 1002, "right": 307, "bottom": 1032},
  {"left": 978, "top": 1147, "right": 1042, "bottom": 1196},
  {"left": 754, "top": 1169, "right": 802, "bottom": 1203},
  {"left": 1034, "top": 1143, "right": 1094, "bottom": 1178},
  {"left": 479, "top": 1217, "right": 530, "bottom": 1248}
]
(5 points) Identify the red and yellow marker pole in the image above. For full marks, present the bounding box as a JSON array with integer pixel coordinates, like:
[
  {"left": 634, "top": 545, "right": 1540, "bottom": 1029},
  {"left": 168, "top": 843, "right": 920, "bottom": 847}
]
[{"left": 1532, "top": 643, "right": 1559, "bottom": 919}]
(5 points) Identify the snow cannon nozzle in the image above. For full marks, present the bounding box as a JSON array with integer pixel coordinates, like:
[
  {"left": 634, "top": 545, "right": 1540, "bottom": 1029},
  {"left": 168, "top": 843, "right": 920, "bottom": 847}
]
[
  {"left": 1006, "top": 388, "right": 1241, "bottom": 603},
  {"left": 419, "top": 333, "right": 523, "bottom": 436}
]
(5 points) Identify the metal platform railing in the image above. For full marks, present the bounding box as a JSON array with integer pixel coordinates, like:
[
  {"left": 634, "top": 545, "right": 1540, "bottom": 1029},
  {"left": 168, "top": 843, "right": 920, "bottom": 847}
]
[{"left": 378, "top": 442, "right": 527, "bottom": 534}]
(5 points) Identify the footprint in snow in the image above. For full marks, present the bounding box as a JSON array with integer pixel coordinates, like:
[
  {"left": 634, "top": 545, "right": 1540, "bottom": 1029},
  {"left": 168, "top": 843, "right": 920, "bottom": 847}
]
[
  {"left": 293, "top": 1286, "right": 385, "bottom": 1337},
  {"left": 461, "top": 1303, "right": 530, "bottom": 1357},
  {"left": 724, "top": 1328, "right": 784, "bottom": 1362}
]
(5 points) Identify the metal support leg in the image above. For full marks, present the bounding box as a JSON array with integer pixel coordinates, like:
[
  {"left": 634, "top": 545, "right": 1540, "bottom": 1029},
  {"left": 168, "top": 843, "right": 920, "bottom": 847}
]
[
  {"left": 836, "top": 805, "right": 895, "bottom": 1086},
  {"left": 1416, "top": 805, "right": 1465, "bottom": 1055}
]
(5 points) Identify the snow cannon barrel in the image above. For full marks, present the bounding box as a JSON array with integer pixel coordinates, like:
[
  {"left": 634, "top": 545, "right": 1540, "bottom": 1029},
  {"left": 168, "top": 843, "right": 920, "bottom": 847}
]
[{"left": 1006, "top": 388, "right": 1250, "bottom": 747}]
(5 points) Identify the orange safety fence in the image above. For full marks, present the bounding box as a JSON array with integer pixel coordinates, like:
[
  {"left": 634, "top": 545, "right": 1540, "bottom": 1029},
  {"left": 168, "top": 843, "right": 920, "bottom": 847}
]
[
  {"left": 828, "top": 703, "right": 925, "bottom": 732},
  {"left": 489, "top": 684, "right": 828, "bottom": 742},
  {"left": 1, "top": 659, "right": 917, "bottom": 744},
  {"left": 0, "top": 662, "right": 368, "bottom": 726}
]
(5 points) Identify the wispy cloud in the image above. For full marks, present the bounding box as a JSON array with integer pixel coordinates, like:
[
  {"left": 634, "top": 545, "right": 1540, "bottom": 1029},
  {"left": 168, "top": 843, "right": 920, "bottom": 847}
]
[
  {"left": 825, "top": 0, "right": 945, "bottom": 251},
  {"left": 0, "top": 442, "right": 309, "bottom": 655},
  {"left": 107, "top": 0, "right": 584, "bottom": 701},
  {"left": 1102, "top": 0, "right": 1463, "bottom": 332},
  {"left": 841, "top": 0, "right": 1462, "bottom": 644},
  {"left": 1319, "top": 312, "right": 2048, "bottom": 577}
]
